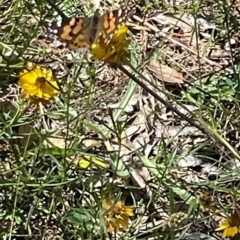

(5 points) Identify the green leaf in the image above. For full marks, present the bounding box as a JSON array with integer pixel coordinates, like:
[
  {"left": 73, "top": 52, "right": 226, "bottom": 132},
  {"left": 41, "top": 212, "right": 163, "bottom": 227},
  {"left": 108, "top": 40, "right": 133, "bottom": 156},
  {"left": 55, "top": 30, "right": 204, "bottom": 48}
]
[{"left": 66, "top": 207, "right": 95, "bottom": 226}]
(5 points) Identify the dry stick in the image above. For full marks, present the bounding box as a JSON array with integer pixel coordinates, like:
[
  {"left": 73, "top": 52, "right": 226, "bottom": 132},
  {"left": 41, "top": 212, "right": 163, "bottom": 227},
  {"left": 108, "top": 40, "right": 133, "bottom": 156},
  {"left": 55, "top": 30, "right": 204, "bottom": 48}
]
[{"left": 117, "top": 64, "right": 207, "bottom": 134}]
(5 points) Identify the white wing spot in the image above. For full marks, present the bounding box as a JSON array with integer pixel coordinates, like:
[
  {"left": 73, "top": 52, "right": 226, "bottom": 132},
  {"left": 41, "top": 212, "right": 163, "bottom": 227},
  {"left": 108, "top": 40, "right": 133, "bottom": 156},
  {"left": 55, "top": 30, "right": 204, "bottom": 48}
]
[
  {"left": 56, "top": 20, "right": 63, "bottom": 28},
  {"left": 118, "top": 9, "right": 123, "bottom": 17}
]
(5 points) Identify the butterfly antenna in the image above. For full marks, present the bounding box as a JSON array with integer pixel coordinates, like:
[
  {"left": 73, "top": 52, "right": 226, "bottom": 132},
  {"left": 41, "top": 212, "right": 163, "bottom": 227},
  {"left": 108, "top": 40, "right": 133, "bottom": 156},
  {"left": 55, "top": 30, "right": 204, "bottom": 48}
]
[{"left": 45, "top": 0, "right": 68, "bottom": 19}]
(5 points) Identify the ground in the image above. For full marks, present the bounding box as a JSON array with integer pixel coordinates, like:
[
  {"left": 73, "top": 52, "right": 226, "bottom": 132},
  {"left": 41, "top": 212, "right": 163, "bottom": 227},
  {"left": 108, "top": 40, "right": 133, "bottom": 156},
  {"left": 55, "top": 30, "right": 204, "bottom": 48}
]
[{"left": 1, "top": 0, "right": 240, "bottom": 239}]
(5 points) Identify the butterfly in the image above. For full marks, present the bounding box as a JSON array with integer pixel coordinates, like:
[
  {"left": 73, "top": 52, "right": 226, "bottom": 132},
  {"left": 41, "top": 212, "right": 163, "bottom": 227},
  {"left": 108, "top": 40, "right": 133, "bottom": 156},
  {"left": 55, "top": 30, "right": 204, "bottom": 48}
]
[{"left": 47, "top": 8, "right": 129, "bottom": 50}]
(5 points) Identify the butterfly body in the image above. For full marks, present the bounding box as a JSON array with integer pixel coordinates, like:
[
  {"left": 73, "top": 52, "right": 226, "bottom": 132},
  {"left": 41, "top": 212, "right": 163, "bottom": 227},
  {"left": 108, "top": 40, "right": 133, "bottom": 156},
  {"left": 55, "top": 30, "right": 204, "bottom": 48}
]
[{"left": 47, "top": 8, "right": 128, "bottom": 50}]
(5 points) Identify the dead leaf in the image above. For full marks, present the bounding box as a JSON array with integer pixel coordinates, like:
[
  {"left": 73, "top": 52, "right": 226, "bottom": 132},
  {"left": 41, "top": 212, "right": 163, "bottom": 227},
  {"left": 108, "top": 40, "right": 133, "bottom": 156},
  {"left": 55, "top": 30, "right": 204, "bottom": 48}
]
[
  {"left": 129, "top": 167, "right": 152, "bottom": 198},
  {"left": 150, "top": 12, "right": 193, "bottom": 34},
  {"left": 148, "top": 60, "right": 184, "bottom": 83},
  {"left": 44, "top": 136, "right": 68, "bottom": 149},
  {"left": 82, "top": 138, "right": 102, "bottom": 148},
  {"left": 74, "top": 155, "right": 110, "bottom": 169}
]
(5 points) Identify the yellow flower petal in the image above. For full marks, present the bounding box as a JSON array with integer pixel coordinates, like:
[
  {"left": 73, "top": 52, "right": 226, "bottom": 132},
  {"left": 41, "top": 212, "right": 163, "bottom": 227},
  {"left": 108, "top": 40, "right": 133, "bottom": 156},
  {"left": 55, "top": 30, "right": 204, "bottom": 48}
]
[
  {"left": 19, "top": 71, "right": 37, "bottom": 85},
  {"left": 216, "top": 224, "right": 228, "bottom": 231},
  {"left": 45, "top": 69, "right": 53, "bottom": 81},
  {"left": 124, "top": 206, "right": 134, "bottom": 216},
  {"left": 216, "top": 212, "right": 240, "bottom": 238},
  {"left": 91, "top": 24, "right": 130, "bottom": 63},
  {"left": 18, "top": 63, "right": 59, "bottom": 104},
  {"left": 223, "top": 226, "right": 238, "bottom": 238},
  {"left": 34, "top": 67, "right": 44, "bottom": 78},
  {"left": 102, "top": 198, "right": 134, "bottom": 232}
]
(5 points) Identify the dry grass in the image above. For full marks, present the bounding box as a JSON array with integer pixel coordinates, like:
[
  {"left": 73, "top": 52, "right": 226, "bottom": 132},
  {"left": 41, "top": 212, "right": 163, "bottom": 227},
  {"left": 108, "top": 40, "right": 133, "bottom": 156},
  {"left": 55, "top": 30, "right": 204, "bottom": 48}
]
[{"left": 1, "top": 0, "right": 240, "bottom": 239}]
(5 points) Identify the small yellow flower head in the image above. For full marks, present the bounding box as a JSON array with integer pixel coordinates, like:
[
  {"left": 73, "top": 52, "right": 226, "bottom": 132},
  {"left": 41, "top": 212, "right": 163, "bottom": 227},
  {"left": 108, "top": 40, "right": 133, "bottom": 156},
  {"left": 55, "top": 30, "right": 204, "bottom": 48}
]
[
  {"left": 162, "top": 212, "right": 187, "bottom": 231},
  {"left": 197, "top": 191, "right": 217, "bottom": 212},
  {"left": 102, "top": 198, "right": 134, "bottom": 233},
  {"left": 18, "top": 63, "right": 59, "bottom": 104},
  {"left": 216, "top": 212, "right": 240, "bottom": 238},
  {"left": 91, "top": 25, "right": 130, "bottom": 64}
]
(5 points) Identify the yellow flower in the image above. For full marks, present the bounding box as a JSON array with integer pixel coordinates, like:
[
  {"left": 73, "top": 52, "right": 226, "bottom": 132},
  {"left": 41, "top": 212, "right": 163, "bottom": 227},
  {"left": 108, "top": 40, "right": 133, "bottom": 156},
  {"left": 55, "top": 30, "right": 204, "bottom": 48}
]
[
  {"left": 18, "top": 63, "right": 59, "bottom": 103},
  {"left": 91, "top": 25, "right": 130, "bottom": 63},
  {"left": 216, "top": 212, "right": 240, "bottom": 238},
  {"left": 102, "top": 198, "right": 134, "bottom": 233}
]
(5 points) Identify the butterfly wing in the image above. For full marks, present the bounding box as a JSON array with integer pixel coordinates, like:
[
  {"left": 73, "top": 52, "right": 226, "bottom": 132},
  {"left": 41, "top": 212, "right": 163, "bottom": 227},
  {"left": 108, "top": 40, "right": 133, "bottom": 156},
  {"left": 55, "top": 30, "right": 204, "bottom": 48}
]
[
  {"left": 46, "top": 8, "right": 129, "bottom": 50},
  {"left": 47, "top": 16, "right": 93, "bottom": 49},
  {"left": 95, "top": 8, "right": 129, "bottom": 45}
]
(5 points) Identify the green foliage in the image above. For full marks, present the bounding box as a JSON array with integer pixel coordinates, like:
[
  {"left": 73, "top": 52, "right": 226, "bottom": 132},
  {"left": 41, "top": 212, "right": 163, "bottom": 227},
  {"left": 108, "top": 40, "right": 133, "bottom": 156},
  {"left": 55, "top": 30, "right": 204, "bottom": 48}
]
[
  {"left": 66, "top": 208, "right": 95, "bottom": 228},
  {"left": 185, "top": 72, "right": 238, "bottom": 106},
  {"left": 2, "top": 0, "right": 240, "bottom": 239}
]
